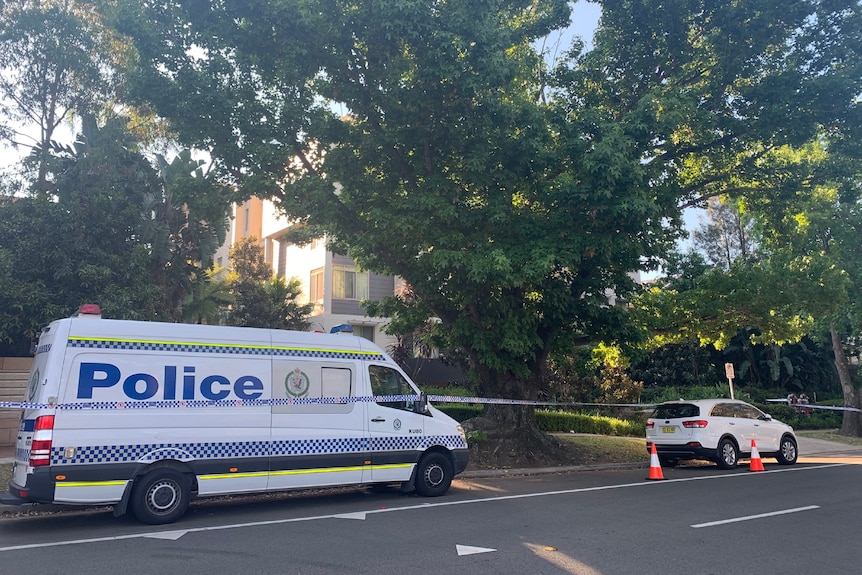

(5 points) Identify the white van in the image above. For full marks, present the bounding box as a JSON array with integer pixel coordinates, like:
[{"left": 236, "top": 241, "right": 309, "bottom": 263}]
[{"left": 1, "top": 306, "right": 469, "bottom": 524}]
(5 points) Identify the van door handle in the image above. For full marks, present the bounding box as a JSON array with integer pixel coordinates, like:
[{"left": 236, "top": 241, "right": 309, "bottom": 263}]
[{"left": 371, "top": 417, "right": 386, "bottom": 423}]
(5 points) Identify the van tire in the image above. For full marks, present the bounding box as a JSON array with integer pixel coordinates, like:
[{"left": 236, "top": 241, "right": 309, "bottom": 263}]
[
  {"left": 131, "top": 469, "right": 191, "bottom": 524},
  {"left": 415, "top": 452, "right": 453, "bottom": 497}
]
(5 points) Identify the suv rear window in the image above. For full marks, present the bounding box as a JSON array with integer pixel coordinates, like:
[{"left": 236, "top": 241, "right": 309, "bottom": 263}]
[{"left": 651, "top": 403, "right": 700, "bottom": 419}]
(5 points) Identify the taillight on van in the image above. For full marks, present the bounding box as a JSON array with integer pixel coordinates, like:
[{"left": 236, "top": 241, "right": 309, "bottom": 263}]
[
  {"left": 645, "top": 422, "right": 655, "bottom": 429},
  {"left": 29, "top": 415, "right": 55, "bottom": 467}
]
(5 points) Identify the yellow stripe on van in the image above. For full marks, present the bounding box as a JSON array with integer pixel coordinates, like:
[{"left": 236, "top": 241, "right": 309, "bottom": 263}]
[
  {"left": 266, "top": 466, "right": 367, "bottom": 477},
  {"left": 368, "top": 464, "right": 413, "bottom": 471},
  {"left": 199, "top": 463, "right": 412, "bottom": 482},
  {"left": 56, "top": 480, "right": 127, "bottom": 488}
]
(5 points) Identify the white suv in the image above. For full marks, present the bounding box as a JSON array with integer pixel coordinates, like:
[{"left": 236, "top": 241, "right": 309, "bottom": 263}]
[{"left": 646, "top": 399, "right": 798, "bottom": 469}]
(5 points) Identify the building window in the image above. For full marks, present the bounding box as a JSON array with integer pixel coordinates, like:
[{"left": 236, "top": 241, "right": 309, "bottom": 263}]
[
  {"left": 352, "top": 325, "right": 375, "bottom": 342},
  {"left": 332, "top": 266, "right": 368, "bottom": 300},
  {"left": 310, "top": 268, "right": 324, "bottom": 302}
]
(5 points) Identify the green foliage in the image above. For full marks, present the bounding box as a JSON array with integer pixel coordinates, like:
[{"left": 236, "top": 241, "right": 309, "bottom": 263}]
[
  {"left": 0, "top": 0, "right": 117, "bottom": 174},
  {"left": 181, "top": 266, "right": 234, "bottom": 325},
  {"left": 434, "top": 403, "right": 644, "bottom": 437},
  {"left": 536, "top": 410, "right": 644, "bottom": 437},
  {"left": 226, "top": 237, "right": 314, "bottom": 330},
  {"left": 630, "top": 340, "right": 723, "bottom": 390},
  {"left": 0, "top": 117, "right": 234, "bottom": 353},
  {"left": 435, "top": 404, "right": 484, "bottom": 422},
  {"left": 753, "top": 403, "right": 842, "bottom": 430},
  {"left": 640, "top": 385, "right": 732, "bottom": 404},
  {"left": 113, "top": 0, "right": 862, "bottom": 430}
]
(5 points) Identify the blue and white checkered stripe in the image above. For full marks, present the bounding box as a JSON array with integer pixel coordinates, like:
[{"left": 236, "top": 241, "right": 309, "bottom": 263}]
[
  {"left": 50, "top": 435, "right": 467, "bottom": 465},
  {"left": 0, "top": 395, "right": 421, "bottom": 410},
  {"left": 67, "top": 337, "right": 384, "bottom": 361},
  {"left": 6, "top": 396, "right": 862, "bottom": 412}
]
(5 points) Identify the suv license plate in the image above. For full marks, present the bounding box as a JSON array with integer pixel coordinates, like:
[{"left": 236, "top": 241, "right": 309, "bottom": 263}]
[{"left": 661, "top": 427, "right": 676, "bottom": 433}]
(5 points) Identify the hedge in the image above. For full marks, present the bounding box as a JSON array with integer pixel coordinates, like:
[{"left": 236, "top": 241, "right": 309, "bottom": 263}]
[{"left": 435, "top": 404, "right": 644, "bottom": 437}]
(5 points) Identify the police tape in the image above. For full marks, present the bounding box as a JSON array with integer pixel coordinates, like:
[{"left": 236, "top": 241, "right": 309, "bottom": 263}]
[
  {"left": 1, "top": 395, "right": 861, "bottom": 412},
  {"left": 0, "top": 395, "right": 647, "bottom": 410}
]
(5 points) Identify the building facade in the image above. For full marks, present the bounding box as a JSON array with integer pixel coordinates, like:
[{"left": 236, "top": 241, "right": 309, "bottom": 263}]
[{"left": 215, "top": 197, "right": 398, "bottom": 348}]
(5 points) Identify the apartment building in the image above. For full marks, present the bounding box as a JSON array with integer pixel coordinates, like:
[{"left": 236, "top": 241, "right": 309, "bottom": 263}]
[{"left": 214, "top": 197, "right": 398, "bottom": 348}]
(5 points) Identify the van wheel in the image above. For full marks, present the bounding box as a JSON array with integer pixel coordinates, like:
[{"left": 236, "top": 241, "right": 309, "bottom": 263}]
[
  {"left": 131, "top": 469, "right": 190, "bottom": 525},
  {"left": 415, "top": 452, "right": 453, "bottom": 497}
]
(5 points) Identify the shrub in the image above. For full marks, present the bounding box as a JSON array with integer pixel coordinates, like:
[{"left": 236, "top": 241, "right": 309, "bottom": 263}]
[
  {"left": 753, "top": 402, "right": 842, "bottom": 430},
  {"left": 435, "top": 404, "right": 483, "bottom": 421},
  {"left": 536, "top": 410, "right": 644, "bottom": 437}
]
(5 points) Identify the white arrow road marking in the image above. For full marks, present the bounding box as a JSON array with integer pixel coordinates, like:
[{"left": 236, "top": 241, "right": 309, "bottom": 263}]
[
  {"left": 456, "top": 544, "right": 496, "bottom": 556},
  {"left": 691, "top": 505, "right": 820, "bottom": 528},
  {"left": 334, "top": 512, "right": 367, "bottom": 520},
  {"left": 143, "top": 531, "right": 188, "bottom": 541}
]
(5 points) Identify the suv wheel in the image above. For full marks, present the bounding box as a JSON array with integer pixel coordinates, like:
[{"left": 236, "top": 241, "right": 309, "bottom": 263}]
[
  {"left": 776, "top": 435, "right": 798, "bottom": 465},
  {"left": 716, "top": 438, "right": 739, "bottom": 469}
]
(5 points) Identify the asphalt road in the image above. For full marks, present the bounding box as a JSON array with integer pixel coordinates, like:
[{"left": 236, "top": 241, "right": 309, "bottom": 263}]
[{"left": 1, "top": 451, "right": 861, "bottom": 575}]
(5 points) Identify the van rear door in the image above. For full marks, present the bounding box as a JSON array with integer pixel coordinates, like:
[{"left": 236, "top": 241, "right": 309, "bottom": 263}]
[{"left": 11, "top": 319, "right": 69, "bottom": 490}]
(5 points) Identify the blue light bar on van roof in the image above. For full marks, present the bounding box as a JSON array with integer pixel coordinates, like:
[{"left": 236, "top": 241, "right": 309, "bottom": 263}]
[{"left": 329, "top": 324, "right": 353, "bottom": 334}]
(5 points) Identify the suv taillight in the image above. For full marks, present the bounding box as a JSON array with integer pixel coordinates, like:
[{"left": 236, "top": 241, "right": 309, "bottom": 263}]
[
  {"left": 30, "top": 415, "right": 55, "bottom": 467},
  {"left": 645, "top": 421, "right": 655, "bottom": 429},
  {"left": 682, "top": 420, "right": 708, "bottom": 429}
]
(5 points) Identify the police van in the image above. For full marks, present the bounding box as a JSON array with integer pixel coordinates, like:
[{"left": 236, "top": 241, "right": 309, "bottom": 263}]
[{"left": 1, "top": 305, "right": 469, "bottom": 524}]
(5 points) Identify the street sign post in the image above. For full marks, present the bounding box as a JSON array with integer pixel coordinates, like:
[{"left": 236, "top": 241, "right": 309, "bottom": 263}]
[{"left": 725, "top": 363, "right": 735, "bottom": 400}]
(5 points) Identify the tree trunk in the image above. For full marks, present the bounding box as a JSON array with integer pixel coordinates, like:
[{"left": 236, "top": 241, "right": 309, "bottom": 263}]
[
  {"left": 830, "top": 324, "right": 862, "bottom": 437},
  {"left": 460, "top": 366, "right": 573, "bottom": 469}
]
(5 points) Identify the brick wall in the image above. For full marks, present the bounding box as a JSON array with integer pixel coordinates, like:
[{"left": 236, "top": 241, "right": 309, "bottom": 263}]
[{"left": 0, "top": 357, "right": 32, "bottom": 446}]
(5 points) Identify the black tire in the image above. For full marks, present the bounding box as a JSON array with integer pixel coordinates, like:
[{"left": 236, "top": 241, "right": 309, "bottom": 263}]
[
  {"left": 415, "top": 452, "right": 453, "bottom": 497},
  {"left": 716, "top": 438, "right": 739, "bottom": 469},
  {"left": 776, "top": 435, "right": 798, "bottom": 465},
  {"left": 658, "top": 456, "right": 679, "bottom": 468},
  {"left": 131, "top": 469, "right": 191, "bottom": 525}
]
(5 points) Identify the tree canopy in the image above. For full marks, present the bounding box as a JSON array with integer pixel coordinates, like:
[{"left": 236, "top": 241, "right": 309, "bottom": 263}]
[{"left": 111, "top": 0, "right": 862, "bottom": 435}]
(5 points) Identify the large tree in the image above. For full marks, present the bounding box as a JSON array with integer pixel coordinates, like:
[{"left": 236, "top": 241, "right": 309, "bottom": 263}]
[
  {"left": 635, "top": 139, "right": 862, "bottom": 433},
  {"left": 0, "top": 0, "right": 119, "bottom": 186},
  {"left": 746, "top": 142, "right": 862, "bottom": 435},
  {"left": 114, "top": 1, "right": 862, "bottom": 446}
]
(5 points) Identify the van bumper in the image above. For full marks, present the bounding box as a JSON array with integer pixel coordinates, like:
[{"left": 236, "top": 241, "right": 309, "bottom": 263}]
[
  {"left": 0, "top": 490, "right": 26, "bottom": 505},
  {"left": 4, "top": 468, "right": 56, "bottom": 504},
  {"left": 452, "top": 449, "right": 470, "bottom": 475}
]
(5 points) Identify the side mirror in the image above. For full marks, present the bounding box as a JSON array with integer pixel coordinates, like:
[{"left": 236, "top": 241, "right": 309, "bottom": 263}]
[{"left": 415, "top": 392, "right": 429, "bottom": 414}]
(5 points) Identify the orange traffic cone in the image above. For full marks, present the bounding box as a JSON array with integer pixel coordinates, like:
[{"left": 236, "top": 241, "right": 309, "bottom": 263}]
[
  {"left": 750, "top": 440, "right": 765, "bottom": 472},
  {"left": 647, "top": 443, "right": 665, "bottom": 480}
]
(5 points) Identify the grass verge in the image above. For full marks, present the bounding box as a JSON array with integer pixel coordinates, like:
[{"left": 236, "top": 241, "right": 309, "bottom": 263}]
[
  {"left": 555, "top": 434, "right": 647, "bottom": 464},
  {"left": 0, "top": 463, "right": 10, "bottom": 491},
  {"left": 796, "top": 429, "right": 862, "bottom": 447}
]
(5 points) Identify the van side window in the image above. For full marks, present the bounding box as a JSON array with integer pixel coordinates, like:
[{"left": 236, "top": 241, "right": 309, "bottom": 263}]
[{"left": 368, "top": 365, "right": 415, "bottom": 411}]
